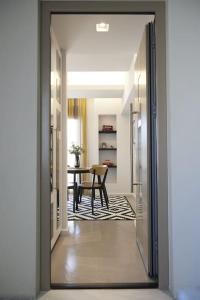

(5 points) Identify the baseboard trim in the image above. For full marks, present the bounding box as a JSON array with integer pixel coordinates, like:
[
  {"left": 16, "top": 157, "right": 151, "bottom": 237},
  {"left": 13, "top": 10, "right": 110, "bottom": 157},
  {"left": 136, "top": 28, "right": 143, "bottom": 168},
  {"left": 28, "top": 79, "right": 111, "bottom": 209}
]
[{"left": 51, "top": 281, "right": 158, "bottom": 289}]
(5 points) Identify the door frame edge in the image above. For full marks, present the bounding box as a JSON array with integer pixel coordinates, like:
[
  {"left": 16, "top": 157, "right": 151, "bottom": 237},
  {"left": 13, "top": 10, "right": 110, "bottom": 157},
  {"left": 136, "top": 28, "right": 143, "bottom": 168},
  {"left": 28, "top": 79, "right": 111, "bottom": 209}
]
[{"left": 40, "top": 0, "right": 168, "bottom": 291}]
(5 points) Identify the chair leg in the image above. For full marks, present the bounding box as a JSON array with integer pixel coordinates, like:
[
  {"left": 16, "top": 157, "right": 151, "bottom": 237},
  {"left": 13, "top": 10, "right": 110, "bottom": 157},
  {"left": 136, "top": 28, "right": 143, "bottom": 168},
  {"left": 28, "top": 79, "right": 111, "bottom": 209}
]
[
  {"left": 79, "top": 188, "right": 83, "bottom": 203},
  {"left": 105, "top": 186, "right": 109, "bottom": 203},
  {"left": 99, "top": 188, "right": 103, "bottom": 206},
  {"left": 77, "top": 187, "right": 80, "bottom": 204},
  {"left": 75, "top": 183, "right": 78, "bottom": 211},
  {"left": 73, "top": 188, "right": 76, "bottom": 213},
  {"left": 91, "top": 189, "right": 95, "bottom": 215},
  {"left": 73, "top": 196, "right": 75, "bottom": 213},
  {"left": 103, "top": 186, "right": 109, "bottom": 209},
  {"left": 94, "top": 189, "right": 96, "bottom": 201}
]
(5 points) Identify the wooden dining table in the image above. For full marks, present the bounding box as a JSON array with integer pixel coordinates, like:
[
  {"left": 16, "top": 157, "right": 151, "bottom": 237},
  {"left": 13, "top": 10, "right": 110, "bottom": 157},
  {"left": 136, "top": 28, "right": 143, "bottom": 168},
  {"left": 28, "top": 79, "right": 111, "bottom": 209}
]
[{"left": 67, "top": 167, "right": 90, "bottom": 212}]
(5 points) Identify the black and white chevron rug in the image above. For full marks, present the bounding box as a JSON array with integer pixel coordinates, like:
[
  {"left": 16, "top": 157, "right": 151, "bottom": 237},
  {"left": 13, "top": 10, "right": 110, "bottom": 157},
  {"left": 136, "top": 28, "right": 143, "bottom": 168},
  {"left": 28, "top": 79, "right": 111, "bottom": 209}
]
[{"left": 67, "top": 195, "right": 136, "bottom": 221}]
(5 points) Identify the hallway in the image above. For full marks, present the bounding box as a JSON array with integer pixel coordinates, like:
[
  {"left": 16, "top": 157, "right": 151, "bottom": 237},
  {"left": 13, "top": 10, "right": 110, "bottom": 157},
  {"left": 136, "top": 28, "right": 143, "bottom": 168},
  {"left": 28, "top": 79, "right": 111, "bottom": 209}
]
[{"left": 51, "top": 221, "right": 155, "bottom": 285}]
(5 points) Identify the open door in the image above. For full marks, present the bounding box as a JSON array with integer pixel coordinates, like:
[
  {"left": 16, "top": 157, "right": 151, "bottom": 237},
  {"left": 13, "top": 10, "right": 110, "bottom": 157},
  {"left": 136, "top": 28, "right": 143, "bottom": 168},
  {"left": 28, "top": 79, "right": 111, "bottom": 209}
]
[
  {"left": 50, "top": 29, "right": 67, "bottom": 249},
  {"left": 50, "top": 30, "right": 62, "bottom": 249},
  {"left": 135, "top": 21, "right": 158, "bottom": 278}
]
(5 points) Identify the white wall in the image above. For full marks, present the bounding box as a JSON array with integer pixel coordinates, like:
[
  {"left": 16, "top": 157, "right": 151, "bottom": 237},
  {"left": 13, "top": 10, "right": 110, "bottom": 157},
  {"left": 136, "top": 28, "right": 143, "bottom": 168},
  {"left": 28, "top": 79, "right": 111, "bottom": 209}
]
[
  {"left": 0, "top": 0, "right": 39, "bottom": 298},
  {"left": 167, "top": 0, "right": 200, "bottom": 297},
  {"left": 87, "top": 98, "right": 131, "bottom": 194},
  {"left": 122, "top": 54, "right": 135, "bottom": 114},
  {"left": 0, "top": 0, "right": 200, "bottom": 298}
]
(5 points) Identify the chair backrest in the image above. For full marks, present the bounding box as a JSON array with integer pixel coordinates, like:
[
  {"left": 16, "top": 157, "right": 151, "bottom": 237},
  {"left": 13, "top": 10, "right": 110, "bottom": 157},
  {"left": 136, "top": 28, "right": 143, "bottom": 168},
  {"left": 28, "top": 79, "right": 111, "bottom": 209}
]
[
  {"left": 90, "top": 164, "right": 108, "bottom": 186},
  {"left": 90, "top": 164, "right": 108, "bottom": 175}
]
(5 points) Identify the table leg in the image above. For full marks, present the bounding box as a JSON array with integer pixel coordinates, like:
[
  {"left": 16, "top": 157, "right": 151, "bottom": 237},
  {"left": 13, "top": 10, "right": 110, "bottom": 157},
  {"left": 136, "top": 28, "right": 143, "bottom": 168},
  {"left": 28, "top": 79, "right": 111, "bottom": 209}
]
[
  {"left": 75, "top": 182, "right": 79, "bottom": 210},
  {"left": 73, "top": 173, "right": 77, "bottom": 213}
]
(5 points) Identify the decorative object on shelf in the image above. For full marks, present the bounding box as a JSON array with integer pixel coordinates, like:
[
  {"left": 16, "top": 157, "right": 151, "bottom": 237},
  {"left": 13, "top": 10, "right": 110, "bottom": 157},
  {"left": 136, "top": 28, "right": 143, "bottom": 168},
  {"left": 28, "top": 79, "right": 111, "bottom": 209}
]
[
  {"left": 69, "top": 144, "right": 84, "bottom": 168},
  {"left": 102, "top": 160, "right": 115, "bottom": 167},
  {"left": 110, "top": 145, "right": 114, "bottom": 149},
  {"left": 101, "top": 142, "right": 107, "bottom": 148},
  {"left": 102, "top": 124, "right": 113, "bottom": 131}
]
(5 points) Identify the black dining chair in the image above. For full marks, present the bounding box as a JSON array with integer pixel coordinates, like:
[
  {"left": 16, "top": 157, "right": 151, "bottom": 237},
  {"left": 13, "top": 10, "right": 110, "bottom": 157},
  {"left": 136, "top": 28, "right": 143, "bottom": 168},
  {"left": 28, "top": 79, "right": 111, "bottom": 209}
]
[
  {"left": 77, "top": 164, "right": 109, "bottom": 215},
  {"left": 67, "top": 171, "right": 85, "bottom": 212}
]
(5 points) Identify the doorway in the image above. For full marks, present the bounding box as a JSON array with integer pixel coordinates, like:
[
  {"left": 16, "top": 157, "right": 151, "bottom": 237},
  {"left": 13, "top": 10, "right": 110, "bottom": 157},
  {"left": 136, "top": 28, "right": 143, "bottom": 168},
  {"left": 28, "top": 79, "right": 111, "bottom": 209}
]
[{"left": 40, "top": 1, "right": 168, "bottom": 291}]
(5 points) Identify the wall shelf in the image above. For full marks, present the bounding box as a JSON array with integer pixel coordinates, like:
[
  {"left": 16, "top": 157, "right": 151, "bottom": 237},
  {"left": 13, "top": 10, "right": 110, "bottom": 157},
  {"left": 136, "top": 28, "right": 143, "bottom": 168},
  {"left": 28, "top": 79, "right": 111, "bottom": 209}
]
[
  {"left": 99, "top": 148, "right": 117, "bottom": 150},
  {"left": 99, "top": 130, "right": 117, "bottom": 134},
  {"left": 99, "top": 114, "right": 117, "bottom": 183}
]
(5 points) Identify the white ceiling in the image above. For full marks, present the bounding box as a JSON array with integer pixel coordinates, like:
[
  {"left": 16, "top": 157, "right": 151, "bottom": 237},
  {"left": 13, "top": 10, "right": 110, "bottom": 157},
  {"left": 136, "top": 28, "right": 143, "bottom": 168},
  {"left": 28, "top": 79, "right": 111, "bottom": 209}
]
[{"left": 51, "top": 14, "right": 154, "bottom": 72}]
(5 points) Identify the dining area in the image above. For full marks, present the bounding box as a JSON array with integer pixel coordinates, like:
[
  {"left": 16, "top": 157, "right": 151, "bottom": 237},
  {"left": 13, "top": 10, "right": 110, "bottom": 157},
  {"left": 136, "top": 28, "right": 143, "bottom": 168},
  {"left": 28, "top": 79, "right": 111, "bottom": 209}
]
[
  {"left": 67, "top": 164, "right": 109, "bottom": 215},
  {"left": 66, "top": 162, "right": 135, "bottom": 221},
  {"left": 64, "top": 99, "right": 134, "bottom": 222}
]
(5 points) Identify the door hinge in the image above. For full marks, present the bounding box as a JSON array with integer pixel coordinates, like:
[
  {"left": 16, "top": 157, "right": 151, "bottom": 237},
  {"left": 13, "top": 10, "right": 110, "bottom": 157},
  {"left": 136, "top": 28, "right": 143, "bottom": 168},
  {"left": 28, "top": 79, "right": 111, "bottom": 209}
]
[
  {"left": 152, "top": 105, "right": 157, "bottom": 118},
  {"left": 151, "top": 41, "right": 156, "bottom": 50},
  {"left": 154, "top": 240, "right": 158, "bottom": 252}
]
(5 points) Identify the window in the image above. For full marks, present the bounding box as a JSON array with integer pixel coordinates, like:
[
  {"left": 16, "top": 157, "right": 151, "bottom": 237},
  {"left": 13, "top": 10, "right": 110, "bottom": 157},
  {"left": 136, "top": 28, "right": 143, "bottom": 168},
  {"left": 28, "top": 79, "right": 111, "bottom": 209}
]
[{"left": 67, "top": 118, "right": 81, "bottom": 181}]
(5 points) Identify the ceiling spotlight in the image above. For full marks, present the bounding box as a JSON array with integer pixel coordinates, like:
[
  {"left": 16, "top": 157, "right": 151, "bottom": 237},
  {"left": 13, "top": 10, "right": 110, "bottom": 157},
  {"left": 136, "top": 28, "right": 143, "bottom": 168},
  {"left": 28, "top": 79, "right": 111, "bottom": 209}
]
[{"left": 96, "top": 22, "right": 109, "bottom": 32}]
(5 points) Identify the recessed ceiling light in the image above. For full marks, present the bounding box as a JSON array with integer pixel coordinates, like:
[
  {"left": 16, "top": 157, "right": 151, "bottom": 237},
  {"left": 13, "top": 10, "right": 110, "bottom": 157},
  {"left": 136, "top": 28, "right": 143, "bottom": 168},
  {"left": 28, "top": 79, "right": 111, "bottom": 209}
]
[
  {"left": 96, "top": 22, "right": 109, "bottom": 32},
  {"left": 67, "top": 72, "right": 126, "bottom": 86}
]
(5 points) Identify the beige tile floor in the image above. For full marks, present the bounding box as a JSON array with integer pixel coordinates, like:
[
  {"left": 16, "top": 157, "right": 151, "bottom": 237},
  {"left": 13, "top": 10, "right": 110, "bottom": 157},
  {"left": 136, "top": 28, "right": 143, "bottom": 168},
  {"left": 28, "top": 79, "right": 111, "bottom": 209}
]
[
  {"left": 51, "top": 220, "right": 155, "bottom": 284},
  {"left": 39, "top": 289, "right": 173, "bottom": 300}
]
